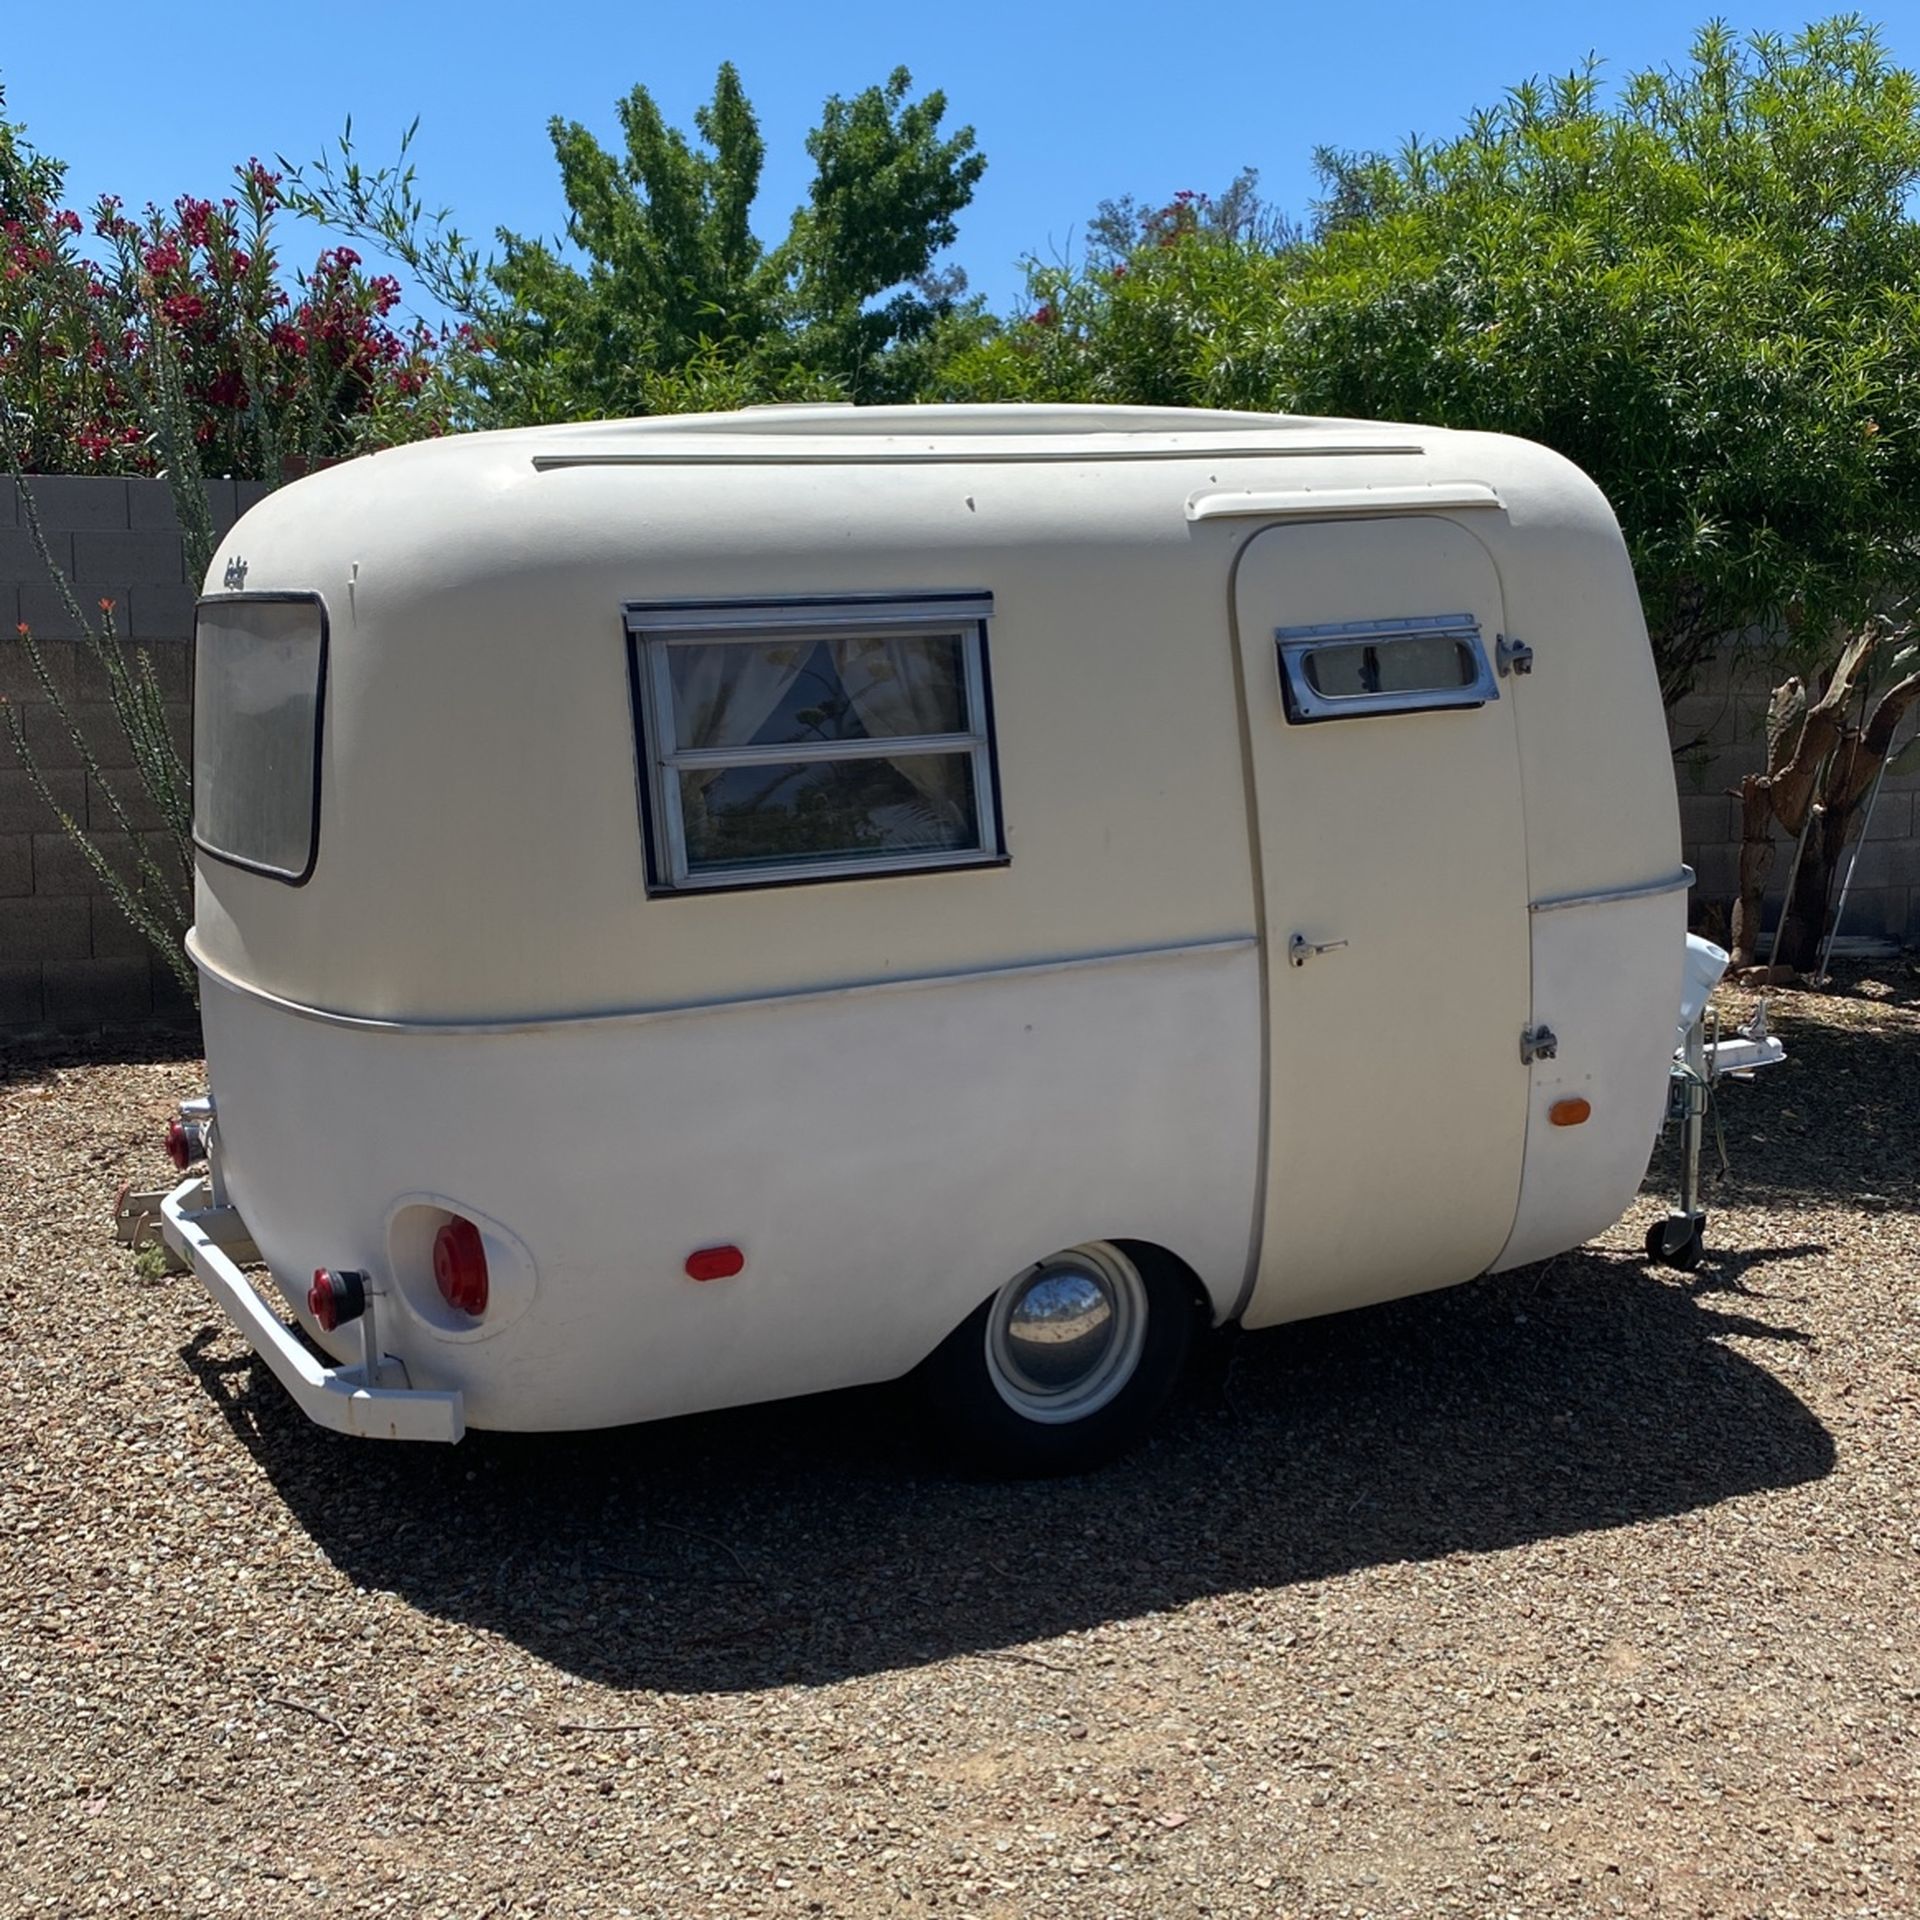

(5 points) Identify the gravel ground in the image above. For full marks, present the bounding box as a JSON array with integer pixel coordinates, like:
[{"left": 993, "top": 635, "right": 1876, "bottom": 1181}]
[{"left": 2, "top": 973, "right": 1916, "bottom": 1920}]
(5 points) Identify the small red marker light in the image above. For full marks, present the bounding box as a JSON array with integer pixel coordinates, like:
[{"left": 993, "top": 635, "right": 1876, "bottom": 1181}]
[
  {"left": 164, "top": 1119, "right": 197, "bottom": 1171},
  {"left": 685, "top": 1245, "right": 745, "bottom": 1283},
  {"left": 433, "top": 1217, "right": 489, "bottom": 1317},
  {"left": 308, "top": 1268, "right": 366, "bottom": 1332}
]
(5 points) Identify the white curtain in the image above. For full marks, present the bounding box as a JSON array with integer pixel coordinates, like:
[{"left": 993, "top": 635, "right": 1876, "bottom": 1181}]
[
  {"left": 838, "top": 634, "right": 972, "bottom": 832},
  {"left": 671, "top": 642, "right": 811, "bottom": 844}
]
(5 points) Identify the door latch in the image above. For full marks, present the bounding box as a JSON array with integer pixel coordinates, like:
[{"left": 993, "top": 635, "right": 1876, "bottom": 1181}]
[
  {"left": 1288, "top": 932, "right": 1350, "bottom": 968},
  {"left": 1521, "top": 1024, "right": 1559, "bottom": 1063},
  {"left": 1497, "top": 634, "right": 1534, "bottom": 677}
]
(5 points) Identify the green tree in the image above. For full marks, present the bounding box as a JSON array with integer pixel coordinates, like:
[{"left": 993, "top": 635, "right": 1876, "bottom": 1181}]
[
  {"left": 289, "top": 64, "right": 989, "bottom": 423},
  {"left": 945, "top": 17, "right": 1920, "bottom": 711}
]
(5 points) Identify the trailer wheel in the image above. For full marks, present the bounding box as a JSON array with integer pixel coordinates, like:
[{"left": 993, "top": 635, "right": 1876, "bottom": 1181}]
[
  {"left": 1644, "top": 1216, "right": 1707, "bottom": 1271},
  {"left": 919, "top": 1241, "right": 1196, "bottom": 1476}
]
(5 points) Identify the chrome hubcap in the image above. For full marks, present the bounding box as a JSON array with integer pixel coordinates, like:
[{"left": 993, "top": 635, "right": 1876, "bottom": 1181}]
[{"left": 983, "top": 1244, "right": 1148, "bottom": 1424}]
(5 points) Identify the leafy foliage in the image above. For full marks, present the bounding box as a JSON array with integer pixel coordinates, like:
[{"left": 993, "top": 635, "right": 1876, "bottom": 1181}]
[
  {"left": 944, "top": 18, "right": 1920, "bottom": 703},
  {"left": 0, "top": 93, "right": 457, "bottom": 486},
  {"left": 284, "top": 65, "right": 990, "bottom": 424},
  {"left": 1, "top": 87, "right": 459, "bottom": 994}
]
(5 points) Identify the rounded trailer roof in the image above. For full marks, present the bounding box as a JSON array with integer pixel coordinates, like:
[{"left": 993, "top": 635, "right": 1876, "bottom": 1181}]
[{"left": 495, "top": 400, "right": 1404, "bottom": 454}]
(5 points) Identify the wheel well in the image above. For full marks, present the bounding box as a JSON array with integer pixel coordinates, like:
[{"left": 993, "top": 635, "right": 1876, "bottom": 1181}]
[{"left": 1111, "top": 1240, "right": 1217, "bottom": 1325}]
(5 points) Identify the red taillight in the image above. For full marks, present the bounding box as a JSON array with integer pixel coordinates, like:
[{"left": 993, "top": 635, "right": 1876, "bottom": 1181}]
[
  {"left": 308, "top": 1268, "right": 366, "bottom": 1332},
  {"left": 685, "top": 1245, "right": 745, "bottom": 1283},
  {"left": 433, "top": 1217, "right": 489, "bottom": 1317},
  {"left": 164, "top": 1119, "right": 199, "bottom": 1171}
]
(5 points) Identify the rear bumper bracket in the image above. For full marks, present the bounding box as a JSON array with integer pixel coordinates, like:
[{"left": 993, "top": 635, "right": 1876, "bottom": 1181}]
[{"left": 160, "top": 1177, "right": 465, "bottom": 1443}]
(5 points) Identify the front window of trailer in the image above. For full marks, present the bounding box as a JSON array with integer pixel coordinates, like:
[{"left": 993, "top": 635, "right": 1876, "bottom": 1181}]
[
  {"left": 627, "top": 595, "right": 1002, "bottom": 891},
  {"left": 192, "top": 595, "right": 327, "bottom": 883}
]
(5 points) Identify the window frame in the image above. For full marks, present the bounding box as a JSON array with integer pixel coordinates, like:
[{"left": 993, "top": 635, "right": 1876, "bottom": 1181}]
[
  {"left": 190, "top": 589, "right": 331, "bottom": 887},
  {"left": 1276, "top": 612, "right": 1499, "bottom": 723},
  {"left": 624, "top": 592, "right": 1006, "bottom": 895}
]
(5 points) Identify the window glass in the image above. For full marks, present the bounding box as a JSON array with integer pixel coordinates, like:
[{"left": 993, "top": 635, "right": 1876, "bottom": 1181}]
[
  {"left": 629, "top": 597, "right": 999, "bottom": 890},
  {"left": 669, "top": 632, "right": 969, "bottom": 751},
  {"left": 1278, "top": 614, "right": 1496, "bottom": 722},
  {"left": 682, "top": 755, "right": 981, "bottom": 874},
  {"left": 192, "top": 597, "right": 326, "bottom": 880},
  {"left": 1302, "top": 634, "right": 1477, "bottom": 699}
]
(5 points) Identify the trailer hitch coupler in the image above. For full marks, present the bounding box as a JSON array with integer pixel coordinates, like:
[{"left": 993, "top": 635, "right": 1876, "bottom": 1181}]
[{"left": 308, "top": 1268, "right": 368, "bottom": 1333}]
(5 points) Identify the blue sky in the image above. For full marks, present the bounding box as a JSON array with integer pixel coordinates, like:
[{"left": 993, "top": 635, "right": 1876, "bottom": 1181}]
[{"left": 5, "top": 1, "right": 1917, "bottom": 320}]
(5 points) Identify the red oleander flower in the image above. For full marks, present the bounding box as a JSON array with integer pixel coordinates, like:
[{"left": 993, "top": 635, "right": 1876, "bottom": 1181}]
[{"left": 176, "top": 196, "right": 213, "bottom": 246}]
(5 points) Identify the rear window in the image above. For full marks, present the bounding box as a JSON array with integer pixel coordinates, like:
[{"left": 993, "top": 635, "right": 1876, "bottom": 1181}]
[{"left": 192, "top": 594, "right": 328, "bottom": 883}]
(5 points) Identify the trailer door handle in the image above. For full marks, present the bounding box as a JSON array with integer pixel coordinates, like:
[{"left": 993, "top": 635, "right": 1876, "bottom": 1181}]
[{"left": 1288, "top": 932, "right": 1349, "bottom": 968}]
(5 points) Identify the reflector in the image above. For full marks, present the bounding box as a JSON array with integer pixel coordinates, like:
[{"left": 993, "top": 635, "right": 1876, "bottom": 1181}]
[{"left": 433, "top": 1218, "right": 489, "bottom": 1316}]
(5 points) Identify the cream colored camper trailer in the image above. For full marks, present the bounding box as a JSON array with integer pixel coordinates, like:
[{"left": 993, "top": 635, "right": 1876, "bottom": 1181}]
[{"left": 158, "top": 403, "right": 1700, "bottom": 1471}]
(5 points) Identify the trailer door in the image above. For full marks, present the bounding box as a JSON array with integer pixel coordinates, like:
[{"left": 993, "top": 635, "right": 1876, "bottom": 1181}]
[{"left": 1234, "top": 516, "right": 1531, "bottom": 1327}]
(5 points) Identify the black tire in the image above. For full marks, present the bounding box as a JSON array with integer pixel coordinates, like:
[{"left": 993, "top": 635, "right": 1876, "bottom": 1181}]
[
  {"left": 918, "top": 1241, "right": 1198, "bottom": 1477},
  {"left": 1645, "top": 1216, "right": 1707, "bottom": 1270}
]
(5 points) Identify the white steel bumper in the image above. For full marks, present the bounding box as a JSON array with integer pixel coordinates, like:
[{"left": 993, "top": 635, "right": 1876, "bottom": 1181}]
[{"left": 160, "top": 1177, "right": 465, "bottom": 1443}]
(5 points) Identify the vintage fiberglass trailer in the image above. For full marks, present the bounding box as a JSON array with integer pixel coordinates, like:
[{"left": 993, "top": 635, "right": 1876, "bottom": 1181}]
[{"left": 158, "top": 402, "right": 1705, "bottom": 1471}]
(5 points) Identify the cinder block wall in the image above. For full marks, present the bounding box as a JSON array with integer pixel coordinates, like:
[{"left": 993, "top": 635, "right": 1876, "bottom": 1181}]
[
  {"left": 1, "top": 473, "right": 268, "bottom": 1033},
  {"left": 1671, "top": 648, "right": 1920, "bottom": 948},
  {"left": 4, "top": 477, "right": 1917, "bottom": 1033}
]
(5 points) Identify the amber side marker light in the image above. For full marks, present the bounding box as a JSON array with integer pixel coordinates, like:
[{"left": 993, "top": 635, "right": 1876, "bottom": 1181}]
[{"left": 1549, "top": 1097, "right": 1592, "bottom": 1127}]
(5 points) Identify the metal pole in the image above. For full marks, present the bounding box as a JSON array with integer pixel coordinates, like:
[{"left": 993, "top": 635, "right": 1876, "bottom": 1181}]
[
  {"left": 1817, "top": 716, "right": 1917, "bottom": 981},
  {"left": 1764, "top": 791, "right": 1823, "bottom": 966}
]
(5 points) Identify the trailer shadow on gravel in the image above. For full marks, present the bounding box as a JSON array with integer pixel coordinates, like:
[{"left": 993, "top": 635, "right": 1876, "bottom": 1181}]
[{"left": 180, "top": 1231, "right": 1835, "bottom": 1695}]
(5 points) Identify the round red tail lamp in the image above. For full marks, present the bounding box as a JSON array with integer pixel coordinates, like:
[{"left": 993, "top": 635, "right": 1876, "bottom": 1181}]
[
  {"left": 164, "top": 1119, "right": 204, "bottom": 1171},
  {"left": 433, "top": 1217, "right": 490, "bottom": 1317},
  {"left": 308, "top": 1268, "right": 367, "bottom": 1332}
]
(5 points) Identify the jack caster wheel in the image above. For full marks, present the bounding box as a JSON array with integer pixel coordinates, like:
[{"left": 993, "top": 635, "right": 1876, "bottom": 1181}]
[
  {"left": 1645, "top": 1216, "right": 1707, "bottom": 1271},
  {"left": 920, "top": 1241, "right": 1196, "bottom": 1476}
]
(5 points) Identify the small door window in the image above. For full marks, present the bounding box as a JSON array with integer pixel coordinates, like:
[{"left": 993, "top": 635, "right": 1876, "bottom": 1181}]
[
  {"left": 1277, "top": 613, "right": 1498, "bottom": 722},
  {"left": 626, "top": 594, "right": 1003, "bottom": 892}
]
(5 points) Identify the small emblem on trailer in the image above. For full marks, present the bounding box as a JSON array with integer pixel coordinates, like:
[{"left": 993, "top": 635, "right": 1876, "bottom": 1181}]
[{"left": 223, "top": 556, "right": 249, "bottom": 589}]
